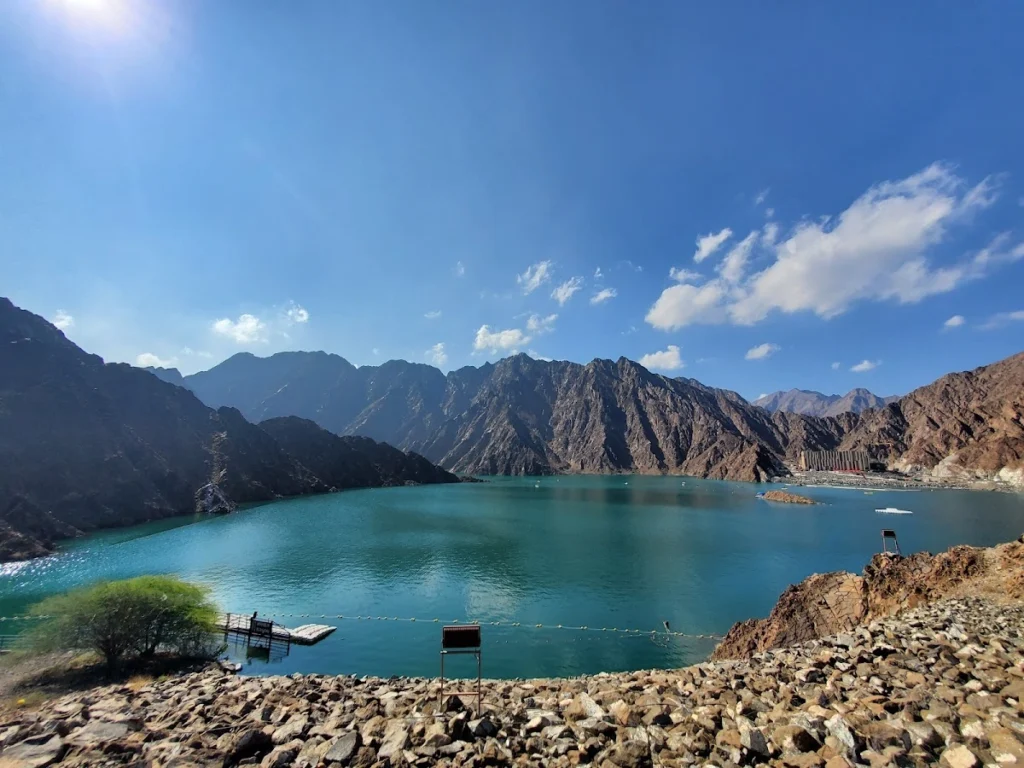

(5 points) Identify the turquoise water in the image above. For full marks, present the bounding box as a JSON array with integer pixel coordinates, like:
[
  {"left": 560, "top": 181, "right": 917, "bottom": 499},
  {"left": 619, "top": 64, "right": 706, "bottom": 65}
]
[{"left": 1, "top": 476, "right": 1021, "bottom": 678}]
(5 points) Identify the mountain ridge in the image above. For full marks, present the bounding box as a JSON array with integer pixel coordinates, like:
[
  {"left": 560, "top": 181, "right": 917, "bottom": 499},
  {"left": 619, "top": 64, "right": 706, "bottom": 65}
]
[
  {"left": 0, "top": 298, "right": 459, "bottom": 561},
  {"left": 180, "top": 348, "right": 1024, "bottom": 486},
  {"left": 754, "top": 387, "right": 899, "bottom": 417}
]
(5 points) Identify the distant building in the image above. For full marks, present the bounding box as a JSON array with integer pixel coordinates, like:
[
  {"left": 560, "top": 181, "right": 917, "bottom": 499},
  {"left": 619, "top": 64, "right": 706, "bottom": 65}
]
[{"left": 799, "top": 449, "right": 871, "bottom": 472}]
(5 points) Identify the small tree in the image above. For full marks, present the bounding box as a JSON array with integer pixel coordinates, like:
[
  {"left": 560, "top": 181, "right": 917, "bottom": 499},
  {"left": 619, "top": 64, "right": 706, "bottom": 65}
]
[{"left": 24, "top": 575, "right": 220, "bottom": 673}]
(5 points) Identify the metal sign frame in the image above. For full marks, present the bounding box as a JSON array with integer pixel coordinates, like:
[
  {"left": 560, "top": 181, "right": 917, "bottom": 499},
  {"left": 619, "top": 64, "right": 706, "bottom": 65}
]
[
  {"left": 881, "top": 529, "right": 901, "bottom": 555},
  {"left": 439, "top": 624, "right": 482, "bottom": 714}
]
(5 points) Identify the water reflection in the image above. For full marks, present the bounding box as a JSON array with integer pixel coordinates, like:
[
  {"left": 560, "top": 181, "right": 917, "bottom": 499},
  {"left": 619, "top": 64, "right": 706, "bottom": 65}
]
[{"left": 1, "top": 476, "right": 1022, "bottom": 678}]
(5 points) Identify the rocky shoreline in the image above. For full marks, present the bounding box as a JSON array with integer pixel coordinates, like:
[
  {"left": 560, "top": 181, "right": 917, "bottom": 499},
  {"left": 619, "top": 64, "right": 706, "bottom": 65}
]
[
  {"left": 2, "top": 596, "right": 1023, "bottom": 767},
  {"left": 760, "top": 491, "right": 817, "bottom": 505}
]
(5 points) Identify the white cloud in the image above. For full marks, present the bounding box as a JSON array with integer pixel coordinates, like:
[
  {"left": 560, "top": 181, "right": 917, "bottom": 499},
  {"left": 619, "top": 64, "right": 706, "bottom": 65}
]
[
  {"left": 212, "top": 313, "right": 268, "bottom": 344},
  {"left": 668, "top": 267, "right": 702, "bottom": 283},
  {"left": 980, "top": 310, "right": 1024, "bottom": 330},
  {"left": 831, "top": 361, "right": 841, "bottom": 371},
  {"left": 455, "top": 261, "right": 466, "bottom": 277},
  {"left": 645, "top": 281, "right": 728, "bottom": 330},
  {"left": 426, "top": 342, "right": 448, "bottom": 367},
  {"left": 730, "top": 164, "right": 1003, "bottom": 324},
  {"left": 745, "top": 343, "right": 780, "bottom": 361},
  {"left": 424, "top": 310, "right": 442, "bottom": 320},
  {"left": 718, "top": 231, "right": 758, "bottom": 284},
  {"left": 590, "top": 288, "right": 617, "bottom": 305},
  {"left": 551, "top": 276, "right": 583, "bottom": 306},
  {"left": 594, "top": 267, "right": 603, "bottom": 279},
  {"left": 694, "top": 227, "right": 733, "bottom": 263},
  {"left": 136, "top": 352, "right": 177, "bottom": 368},
  {"left": 52, "top": 310, "right": 74, "bottom": 331},
  {"left": 527, "top": 349, "right": 552, "bottom": 362},
  {"left": 517, "top": 260, "right": 553, "bottom": 294},
  {"left": 639, "top": 344, "right": 684, "bottom": 371},
  {"left": 943, "top": 314, "right": 965, "bottom": 329},
  {"left": 526, "top": 313, "right": 557, "bottom": 334},
  {"left": 757, "top": 393, "right": 768, "bottom": 400},
  {"left": 754, "top": 188, "right": 770, "bottom": 206},
  {"left": 473, "top": 325, "right": 531, "bottom": 353},
  {"left": 851, "top": 359, "right": 880, "bottom": 373},
  {"left": 372, "top": 347, "right": 380, "bottom": 355},
  {"left": 646, "top": 164, "right": 1016, "bottom": 331},
  {"left": 765, "top": 207, "right": 775, "bottom": 219},
  {"left": 283, "top": 302, "right": 309, "bottom": 324}
]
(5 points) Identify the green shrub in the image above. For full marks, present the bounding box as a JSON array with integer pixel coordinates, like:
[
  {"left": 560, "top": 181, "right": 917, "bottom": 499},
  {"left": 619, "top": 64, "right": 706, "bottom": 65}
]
[{"left": 23, "top": 575, "right": 221, "bottom": 672}]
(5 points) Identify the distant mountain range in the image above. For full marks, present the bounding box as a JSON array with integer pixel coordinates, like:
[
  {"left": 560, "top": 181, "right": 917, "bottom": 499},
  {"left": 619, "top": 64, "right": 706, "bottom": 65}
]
[
  {"left": 5, "top": 295, "right": 1022, "bottom": 561},
  {"left": 0, "top": 299, "right": 458, "bottom": 561},
  {"left": 754, "top": 388, "right": 899, "bottom": 417},
  {"left": 158, "top": 345, "right": 1023, "bottom": 489}
]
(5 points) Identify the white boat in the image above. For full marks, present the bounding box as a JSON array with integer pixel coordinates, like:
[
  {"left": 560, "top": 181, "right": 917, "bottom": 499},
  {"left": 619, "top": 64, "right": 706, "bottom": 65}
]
[{"left": 876, "top": 507, "right": 913, "bottom": 515}]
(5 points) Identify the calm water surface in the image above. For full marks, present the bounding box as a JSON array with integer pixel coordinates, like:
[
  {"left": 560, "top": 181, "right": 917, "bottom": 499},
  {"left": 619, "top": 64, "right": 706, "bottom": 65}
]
[{"left": 1, "top": 476, "right": 1021, "bottom": 678}]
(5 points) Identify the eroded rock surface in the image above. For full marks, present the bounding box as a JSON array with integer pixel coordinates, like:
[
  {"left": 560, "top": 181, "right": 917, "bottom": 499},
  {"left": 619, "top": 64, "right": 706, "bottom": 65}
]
[{"left": 713, "top": 536, "right": 1024, "bottom": 661}]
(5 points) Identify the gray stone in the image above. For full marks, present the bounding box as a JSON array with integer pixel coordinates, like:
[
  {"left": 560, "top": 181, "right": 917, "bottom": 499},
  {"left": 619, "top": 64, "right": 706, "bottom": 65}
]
[
  {"left": 525, "top": 715, "right": 550, "bottom": 733},
  {"left": 422, "top": 721, "right": 451, "bottom": 748},
  {"left": 740, "top": 725, "right": 769, "bottom": 757},
  {"left": 825, "top": 715, "right": 860, "bottom": 758},
  {"left": 468, "top": 716, "right": 498, "bottom": 738},
  {"left": 261, "top": 741, "right": 302, "bottom": 768},
  {"left": 324, "top": 731, "right": 360, "bottom": 764},
  {"left": 66, "top": 720, "right": 131, "bottom": 746},
  {"left": 0, "top": 735, "right": 65, "bottom": 768},
  {"left": 225, "top": 728, "right": 274, "bottom": 767},
  {"left": 377, "top": 720, "right": 411, "bottom": 760},
  {"left": 272, "top": 714, "right": 309, "bottom": 745},
  {"left": 904, "top": 721, "right": 943, "bottom": 749}
]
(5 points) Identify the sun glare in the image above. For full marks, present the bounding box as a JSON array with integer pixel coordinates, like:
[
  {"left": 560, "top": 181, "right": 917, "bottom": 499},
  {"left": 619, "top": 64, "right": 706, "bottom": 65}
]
[{"left": 52, "top": 0, "right": 134, "bottom": 35}]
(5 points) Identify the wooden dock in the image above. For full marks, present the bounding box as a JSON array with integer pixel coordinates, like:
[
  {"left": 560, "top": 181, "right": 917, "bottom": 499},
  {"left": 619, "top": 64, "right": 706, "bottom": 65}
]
[{"left": 218, "top": 614, "right": 336, "bottom": 646}]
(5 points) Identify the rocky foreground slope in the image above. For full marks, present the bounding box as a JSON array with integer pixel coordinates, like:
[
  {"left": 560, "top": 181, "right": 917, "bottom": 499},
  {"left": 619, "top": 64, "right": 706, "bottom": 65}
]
[
  {"left": 2, "top": 597, "right": 1023, "bottom": 767},
  {"left": 713, "top": 535, "right": 1024, "bottom": 661}
]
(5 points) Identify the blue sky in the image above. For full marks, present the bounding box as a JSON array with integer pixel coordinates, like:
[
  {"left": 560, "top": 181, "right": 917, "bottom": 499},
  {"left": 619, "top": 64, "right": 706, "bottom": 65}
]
[{"left": 2, "top": 1, "right": 1023, "bottom": 400}]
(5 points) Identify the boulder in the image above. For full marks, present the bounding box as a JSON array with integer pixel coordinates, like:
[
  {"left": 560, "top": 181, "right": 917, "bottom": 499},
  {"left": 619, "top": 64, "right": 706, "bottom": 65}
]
[
  {"left": 324, "top": 731, "right": 360, "bottom": 764},
  {"left": 0, "top": 735, "right": 65, "bottom": 768}
]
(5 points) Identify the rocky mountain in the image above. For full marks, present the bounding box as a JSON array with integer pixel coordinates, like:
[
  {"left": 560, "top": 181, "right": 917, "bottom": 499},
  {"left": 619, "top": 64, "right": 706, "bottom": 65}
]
[
  {"left": 183, "top": 347, "right": 1024, "bottom": 486},
  {"left": 259, "top": 417, "right": 458, "bottom": 489},
  {"left": 144, "top": 366, "right": 187, "bottom": 388},
  {"left": 186, "top": 352, "right": 802, "bottom": 481},
  {"left": 754, "top": 387, "right": 897, "bottom": 417},
  {"left": 0, "top": 299, "right": 458, "bottom": 561},
  {"left": 830, "top": 351, "right": 1024, "bottom": 484}
]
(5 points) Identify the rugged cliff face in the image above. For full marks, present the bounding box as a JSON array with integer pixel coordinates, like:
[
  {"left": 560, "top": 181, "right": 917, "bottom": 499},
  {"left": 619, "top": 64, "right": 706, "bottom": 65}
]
[
  {"left": 259, "top": 417, "right": 460, "bottom": 488},
  {"left": 182, "top": 348, "right": 1024, "bottom": 484},
  {"left": 190, "top": 353, "right": 791, "bottom": 481},
  {"left": 712, "top": 535, "right": 1024, "bottom": 660},
  {"left": 0, "top": 298, "right": 459, "bottom": 560},
  {"left": 834, "top": 352, "right": 1024, "bottom": 484}
]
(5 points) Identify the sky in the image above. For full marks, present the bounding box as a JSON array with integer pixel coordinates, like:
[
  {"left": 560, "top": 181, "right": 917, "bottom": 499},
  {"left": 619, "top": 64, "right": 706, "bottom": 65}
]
[{"left": 2, "top": 1, "right": 1023, "bottom": 401}]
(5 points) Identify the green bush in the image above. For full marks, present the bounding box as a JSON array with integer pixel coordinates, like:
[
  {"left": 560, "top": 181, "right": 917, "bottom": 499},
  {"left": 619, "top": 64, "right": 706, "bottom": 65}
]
[{"left": 23, "top": 575, "right": 221, "bottom": 672}]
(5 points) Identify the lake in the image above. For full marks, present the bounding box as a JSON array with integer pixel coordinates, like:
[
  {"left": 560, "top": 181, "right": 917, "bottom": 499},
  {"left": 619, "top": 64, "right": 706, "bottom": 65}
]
[{"left": 1, "top": 476, "right": 1021, "bottom": 679}]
